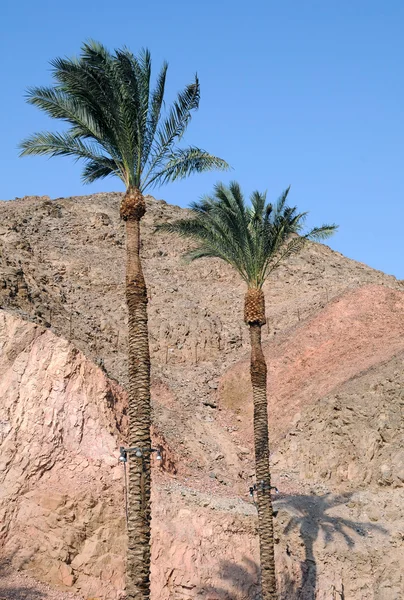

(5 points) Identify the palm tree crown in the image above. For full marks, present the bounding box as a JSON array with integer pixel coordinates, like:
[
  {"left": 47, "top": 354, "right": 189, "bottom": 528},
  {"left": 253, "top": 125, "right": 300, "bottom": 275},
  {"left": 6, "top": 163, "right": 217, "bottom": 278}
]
[
  {"left": 160, "top": 181, "right": 337, "bottom": 289},
  {"left": 19, "top": 41, "right": 228, "bottom": 190}
]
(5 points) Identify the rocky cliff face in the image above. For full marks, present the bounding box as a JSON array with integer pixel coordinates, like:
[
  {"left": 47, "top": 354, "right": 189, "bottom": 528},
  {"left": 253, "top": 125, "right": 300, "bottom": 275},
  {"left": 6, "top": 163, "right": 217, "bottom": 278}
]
[
  {"left": 0, "top": 311, "right": 127, "bottom": 598},
  {"left": 0, "top": 193, "right": 403, "bottom": 599},
  {"left": 2, "top": 309, "right": 402, "bottom": 600},
  {"left": 0, "top": 311, "right": 267, "bottom": 600}
]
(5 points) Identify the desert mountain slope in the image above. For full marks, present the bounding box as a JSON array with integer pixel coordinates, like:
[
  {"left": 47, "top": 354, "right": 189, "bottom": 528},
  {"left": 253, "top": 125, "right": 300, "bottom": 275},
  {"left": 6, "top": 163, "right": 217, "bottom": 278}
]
[
  {"left": 1, "top": 192, "right": 403, "bottom": 478},
  {"left": 1, "top": 310, "right": 403, "bottom": 600},
  {"left": 0, "top": 192, "right": 402, "bottom": 387},
  {"left": 0, "top": 193, "right": 403, "bottom": 599},
  {"left": 220, "top": 284, "right": 404, "bottom": 445},
  {"left": 274, "top": 350, "right": 404, "bottom": 490}
]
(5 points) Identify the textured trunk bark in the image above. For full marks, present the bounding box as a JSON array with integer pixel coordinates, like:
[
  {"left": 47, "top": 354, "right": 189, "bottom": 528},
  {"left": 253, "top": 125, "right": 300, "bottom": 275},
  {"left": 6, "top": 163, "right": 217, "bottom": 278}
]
[
  {"left": 122, "top": 189, "right": 151, "bottom": 600},
  {"left": 249, "top": 323, "right": 277, "bottom": 600}
]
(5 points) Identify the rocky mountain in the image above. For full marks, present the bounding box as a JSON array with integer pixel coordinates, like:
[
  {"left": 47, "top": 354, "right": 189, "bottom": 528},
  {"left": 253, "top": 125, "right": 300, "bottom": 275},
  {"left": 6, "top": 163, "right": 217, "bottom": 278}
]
[{"left": 0, "top": 192, "right": 403, "bottom": 599}]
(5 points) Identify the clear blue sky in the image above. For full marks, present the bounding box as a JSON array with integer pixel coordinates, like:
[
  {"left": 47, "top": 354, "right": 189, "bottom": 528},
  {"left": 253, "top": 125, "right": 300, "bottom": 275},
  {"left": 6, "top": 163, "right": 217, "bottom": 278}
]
[{"left": 1, "top": 1, "right": 403, "bottom": 278}]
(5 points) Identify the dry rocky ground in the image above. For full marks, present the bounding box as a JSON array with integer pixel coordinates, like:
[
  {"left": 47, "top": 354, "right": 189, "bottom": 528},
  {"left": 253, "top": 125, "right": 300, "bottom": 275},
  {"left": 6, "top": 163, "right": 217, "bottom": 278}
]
[{"left": 0, "top": 192, "right": 403, "bottom": 599}]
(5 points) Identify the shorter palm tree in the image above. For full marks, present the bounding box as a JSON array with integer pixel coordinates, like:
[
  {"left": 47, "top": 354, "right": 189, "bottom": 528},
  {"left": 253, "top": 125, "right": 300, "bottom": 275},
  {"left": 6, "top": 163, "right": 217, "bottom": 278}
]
[{"left": 160, "top": 182, "right": 337, "bottom": 600}]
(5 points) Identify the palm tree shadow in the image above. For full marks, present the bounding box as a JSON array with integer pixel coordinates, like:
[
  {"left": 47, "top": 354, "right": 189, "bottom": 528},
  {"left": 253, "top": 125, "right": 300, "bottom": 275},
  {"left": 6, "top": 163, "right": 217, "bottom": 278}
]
[
  {"left": 198, "top": 493, "right": 387, "bottom": 600},
  {"left": 201, "top": 557, "right": 261, "bottom": 599},
  {"left": 275, "top": 492, "right": 388, "bottom": 599},
  {"left": 0, "top": 556, "right": 47, "bottom": 599}
]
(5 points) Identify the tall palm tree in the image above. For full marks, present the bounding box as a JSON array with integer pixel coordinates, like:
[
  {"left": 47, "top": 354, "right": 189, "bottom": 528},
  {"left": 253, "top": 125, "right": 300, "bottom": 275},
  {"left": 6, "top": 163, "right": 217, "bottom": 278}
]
[
  {"left": 19, "top": 41, "right": 228, "bottom": 600},
  {"left": 160, "top": 182, "right": 336, "bottom": 600}
]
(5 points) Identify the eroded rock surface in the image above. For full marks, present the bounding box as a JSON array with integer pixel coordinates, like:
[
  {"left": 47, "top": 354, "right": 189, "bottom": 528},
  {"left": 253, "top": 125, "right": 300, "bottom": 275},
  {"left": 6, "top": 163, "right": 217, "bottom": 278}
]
[
  {"left": 0, "top": 311, "right": 260, "bottom": 600},
  {"left": 1, "top": 306, "right": 403, "bottom": 599}
]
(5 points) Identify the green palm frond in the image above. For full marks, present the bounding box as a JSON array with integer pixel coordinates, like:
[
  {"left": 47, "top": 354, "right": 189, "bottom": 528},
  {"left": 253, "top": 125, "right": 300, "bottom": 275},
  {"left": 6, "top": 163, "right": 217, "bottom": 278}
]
[
  {"left": 19, "top": 131, "right": 125, "bottom": 184},
  {"left": 25, "top": 87, "right": 102, "bottom": 138},
  {"left": 157, "top": 76, "right": 200, "bottom": 146},
  {"left": 142, "top": 61, "right": 168, "bottom": 169},
  {"left": 305, "top": 225, "right": 338, "bottom": 241},
  {"left": 81, "top": 159, "right": 122, "bottom": 183},
  {"left": 20, "top": 130, "right": 106, "bottom": 161},
  {"left": 20, "top": 40, "right": 228, "bottom": 192},
  {"left": 51, "top": 45, "right": 120, "bottom": 139},
  {"left": 159, "top": 182, "right": 338, "bottom": 288},
  {"left": 141, "top": 77, "right": 201, "bottom": 182},
  {"left": 143, "top": 147, "right": 228, "bottom": 189},
  {"left": 160, "top": 214, "right": 251, "bottom": 282}
]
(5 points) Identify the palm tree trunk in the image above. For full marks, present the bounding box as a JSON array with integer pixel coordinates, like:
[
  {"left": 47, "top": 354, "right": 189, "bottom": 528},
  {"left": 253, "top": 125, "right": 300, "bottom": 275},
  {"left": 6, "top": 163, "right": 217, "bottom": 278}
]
[
  {"left": 302, "top": 535, "right": 317, "bottom": 600},
  {"left": 121, "top": 189, "right": 151, "bottom": 600},
  {"left": 249, "top": 323, "right": 277, "bottom": 600}
]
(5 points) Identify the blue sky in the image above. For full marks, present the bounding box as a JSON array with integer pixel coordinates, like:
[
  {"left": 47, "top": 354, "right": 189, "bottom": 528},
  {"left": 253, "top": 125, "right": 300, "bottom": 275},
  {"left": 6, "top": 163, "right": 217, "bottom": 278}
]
[{"left": 1, "top": 0, "right": 403, "bottom": 278}]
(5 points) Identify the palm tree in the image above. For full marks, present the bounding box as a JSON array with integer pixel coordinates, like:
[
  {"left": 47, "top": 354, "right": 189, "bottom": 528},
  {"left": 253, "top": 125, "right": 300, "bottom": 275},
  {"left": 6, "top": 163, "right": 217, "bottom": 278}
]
[
  {"left": 19, "top": 41, "right": 228, "bottom": 600},
  {"left": 160, "top": 182, "right": 336, "bottom": 600}
]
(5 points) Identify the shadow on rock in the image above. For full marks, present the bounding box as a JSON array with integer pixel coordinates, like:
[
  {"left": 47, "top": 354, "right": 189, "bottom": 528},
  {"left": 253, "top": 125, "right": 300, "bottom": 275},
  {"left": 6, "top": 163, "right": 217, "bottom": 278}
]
[
  {"left": 0, "top": 556, "right": 47, "bottom": 599},
  {"left": 200, "top": 557, "right": 261, "bottom": 600},
  {"left": 275, "top": 492, "right": 388, "bottom": 600},
  {"left": 198, "top": 493, "right": 387, "bottom": 600}
]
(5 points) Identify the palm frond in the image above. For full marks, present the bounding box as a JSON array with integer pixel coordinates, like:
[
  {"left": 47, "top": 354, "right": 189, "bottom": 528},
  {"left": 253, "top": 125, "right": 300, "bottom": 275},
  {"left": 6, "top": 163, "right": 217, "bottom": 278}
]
[
  {"left": 305, "top": 224, "right": 338, "bottom": 241},
  {"left": 160, "top": 182, "right": 337, "bottom": 288},
  {"left": 158, "top": 211, "right": 250, "bottom": 282},
  {"left": 81, "top": 158, "right": 121, "bottom": 183},
  {"left": 114, "top": 47, "right": 149, "bottom": 162},
  {"left": 250, "top": 190, "right": 266, "bottom": 220},
  {"left": 25, "top": 87, "right": 100, "bottom": 135},
  {"left": 20, "top": 131, "right": 102, "bottom": 159},
  {"left": 275, "top": 186, "right": 291, "bottom": 216},
  {"left": 50, "top": 50, "right": 124, "bottom": 158},
  {"left": 21, "top": 42, "right": 228, "bottom": 191},
  {"left": 157, "top": 76, "right": 200, "bottom": 147},
  {"left": 263, "top": 236, "right": 306, "bottom": 279},
  {"left": 142, "top": 61, "right": 168, "bottom": 168},
  {"left": 144, "top": 147, "right": 228, "bottom": 189},
  {"left": 19, "top": 131, "right": 126, "bottom": 183},
  {"left": 142, "top": 77, "right": 201, "bottom": 181}
]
